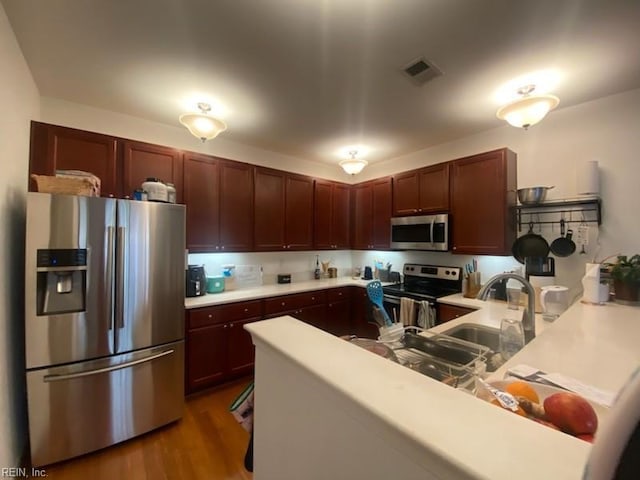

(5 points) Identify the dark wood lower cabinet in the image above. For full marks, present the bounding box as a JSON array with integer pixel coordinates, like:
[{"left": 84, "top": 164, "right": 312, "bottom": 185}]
[
  {"left": 437, "top": 303, "right": 475, "bottom": 324},
  {"left": 186, "top": 286, "right": 382, "bottom": 393}
]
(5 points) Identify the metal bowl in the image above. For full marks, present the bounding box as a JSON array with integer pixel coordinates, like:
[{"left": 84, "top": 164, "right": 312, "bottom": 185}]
[{"left": 517, "top": 186, "right": 554, "bottom": 205}]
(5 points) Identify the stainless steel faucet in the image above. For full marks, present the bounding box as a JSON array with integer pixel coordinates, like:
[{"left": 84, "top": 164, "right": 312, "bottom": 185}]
[{"left": 476, "top": 273, "right": 536, "bottom": 344}]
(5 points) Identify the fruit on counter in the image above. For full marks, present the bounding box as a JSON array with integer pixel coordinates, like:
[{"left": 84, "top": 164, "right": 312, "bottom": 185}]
[
  {"left": 532, "top": 418, "right": 560, "bottom": 431},
  {"left": 576, "top": 433, "right": 595, "bottom": 443},
  {"left": 516, "top": 396, "right": 546, "bottom": 420},
  {"left": 543, "top": 392, "right": 598, "bottom": 435},
  {"left": 505, "top": 381, "right": 540, "bottom": 404}
]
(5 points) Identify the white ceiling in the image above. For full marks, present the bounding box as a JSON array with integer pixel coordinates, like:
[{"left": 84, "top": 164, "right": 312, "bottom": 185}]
[{"left": 3, "top": 0, "right": 640, "bottom": 166}]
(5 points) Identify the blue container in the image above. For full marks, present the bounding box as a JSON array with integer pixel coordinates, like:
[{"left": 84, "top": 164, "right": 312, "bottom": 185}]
[{"left": 206, "top": 276, "right": 225, "bottom": 294}]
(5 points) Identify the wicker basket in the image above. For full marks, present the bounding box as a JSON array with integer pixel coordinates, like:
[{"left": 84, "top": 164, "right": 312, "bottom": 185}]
[{"left": 31, "top": 174, "right": 100, "bottom": 197}]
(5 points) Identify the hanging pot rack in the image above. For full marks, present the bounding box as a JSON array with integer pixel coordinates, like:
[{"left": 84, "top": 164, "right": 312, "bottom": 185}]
[{"left": 515, "top": 198, "right": 601, "bottom": 232}]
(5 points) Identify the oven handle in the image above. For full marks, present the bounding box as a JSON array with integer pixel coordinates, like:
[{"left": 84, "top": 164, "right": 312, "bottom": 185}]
[{"left": 383, "top": 294, "right": 401, "bottom": 305}]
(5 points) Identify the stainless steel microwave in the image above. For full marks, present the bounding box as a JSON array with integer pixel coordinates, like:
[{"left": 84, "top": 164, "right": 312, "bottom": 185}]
[{"left": 390, "top": 214, "right": 449, "bottom": 251}]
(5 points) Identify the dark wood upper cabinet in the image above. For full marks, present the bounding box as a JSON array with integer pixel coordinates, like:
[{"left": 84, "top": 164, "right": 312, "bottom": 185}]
[
  {"left": 450, "top": 148, "right": 517, "bottom": 255},
  {"left": 285, "top": 174, "right": 314, "bottom": 250},
  {"left": 183, "top": 153, "right": 220, "bottom": 252},
  {"left": 393, "top": 163, "right": 449, "bottom": 216},
  {"left": 351, "top": 183, "right": 373, "bottom": 249},
  {"left": 254, "top": 167, "right": 286, "bottom": 250},
  {"left": 351, "top": 177, "right": 391, "bottom": 250},
  {"left": 122, "top": 140, "right": 183, "bottom": 201},
  {"left": 254, "top": 167, "right": 313, "bottom": 251},
  {"left": 29, "top": 122, "right": 119, "bottom": 197},
  {"left": 314, "top": 180, "right": 351, "bottom": 250},
  {"left": 219, "top": 160, "right": 254, "bottom": 251}
]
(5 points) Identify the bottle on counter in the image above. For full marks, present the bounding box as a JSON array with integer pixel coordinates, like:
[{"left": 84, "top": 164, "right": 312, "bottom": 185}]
[{"left": 314, "top": 255, "right": 321, "bottom": 280}]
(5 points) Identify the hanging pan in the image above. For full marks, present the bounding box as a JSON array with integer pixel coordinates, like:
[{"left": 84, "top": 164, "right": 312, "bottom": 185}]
[
  {"left": 550, "top": 219, "right": 576, "bottom": 257},
  {"left": 512, "top": 222, "right": 550, "bottom": 264}
]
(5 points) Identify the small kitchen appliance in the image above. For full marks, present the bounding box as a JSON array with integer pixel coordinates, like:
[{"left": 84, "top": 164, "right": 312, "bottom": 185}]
[
  {"left": 186, "top": 265, "right": 207, "bottom": 297},
  {"left": 390, "top": 214, "right": 449, "bottom": 251}
]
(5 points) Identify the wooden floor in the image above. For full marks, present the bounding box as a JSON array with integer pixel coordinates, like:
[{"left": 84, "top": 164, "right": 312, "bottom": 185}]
[{"left": 42, "top": 378, "right": 253, "bottom": 480}]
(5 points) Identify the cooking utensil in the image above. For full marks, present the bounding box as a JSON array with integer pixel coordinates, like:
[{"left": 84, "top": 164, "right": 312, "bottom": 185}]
[
  {"left": 366, "top": 280, "right": 393, "bottom": 326},
  {"left": 550, "top": 219, "right": 576, "bottom": 257},
  {"left": 517, "top": 186, "right": 554, "bottom": 205},
  {"left": 511, "top": 222, "right": 550, "bottom": 264}
]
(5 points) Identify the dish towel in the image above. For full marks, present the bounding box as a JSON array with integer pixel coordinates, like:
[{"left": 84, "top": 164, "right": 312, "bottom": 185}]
[
  {"left": 400, "top": 297, "right": 416, "bottom": 326},
  {"left": 417, "top": 301, "right": 435, "bottom": 329}
]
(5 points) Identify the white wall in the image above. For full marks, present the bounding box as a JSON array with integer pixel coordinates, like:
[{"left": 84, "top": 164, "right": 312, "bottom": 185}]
[{"left": 0, "top": 5, "right": 40, "bottom": 468}]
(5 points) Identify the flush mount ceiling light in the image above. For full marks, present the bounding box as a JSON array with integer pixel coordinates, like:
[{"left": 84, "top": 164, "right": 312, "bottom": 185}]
[
  {"left": 179, "top": 102, "right": 227, "bottom": 142},
  {"left": 339, "top": 150, "right": 368, "bottom": 175},
  {"left": 496, "top": 85, "right": 559, "bottom": 130}
]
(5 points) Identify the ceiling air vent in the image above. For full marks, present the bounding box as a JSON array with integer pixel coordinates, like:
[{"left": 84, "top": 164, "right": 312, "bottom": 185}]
[{"left": 401, "top": 57, "right": 443, "bottom": 86}]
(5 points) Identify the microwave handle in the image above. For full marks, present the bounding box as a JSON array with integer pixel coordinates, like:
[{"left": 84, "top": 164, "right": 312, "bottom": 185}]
[{"left": 430, "top": 218, "right": 435, "bottom": 246}]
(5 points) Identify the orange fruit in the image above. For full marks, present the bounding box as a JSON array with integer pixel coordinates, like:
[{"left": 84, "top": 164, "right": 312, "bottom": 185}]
[
  {"left": 490, "top": 398, "right": 527, "bottom": 417},
  {"left": 505, "top": 381, "right": 540, "bottom": 404}
]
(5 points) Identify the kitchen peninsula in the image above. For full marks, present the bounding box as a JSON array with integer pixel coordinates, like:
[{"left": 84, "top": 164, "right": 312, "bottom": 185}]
[{"left": 245, "top": 299, "right": 640, "bottom": 479}]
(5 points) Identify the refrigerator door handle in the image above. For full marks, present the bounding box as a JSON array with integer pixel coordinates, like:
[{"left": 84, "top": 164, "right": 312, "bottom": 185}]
[
  {"left": 43, "top": 349, "right": 175, "bottom": 382},
  {"left": 115, "top": 226, "right": 126, "bottom": 330},
  {"left": 106, "top": 226, "right": 115, "bottom": 331}
]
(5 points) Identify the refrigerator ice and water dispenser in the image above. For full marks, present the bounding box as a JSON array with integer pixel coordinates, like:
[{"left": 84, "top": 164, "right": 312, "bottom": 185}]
[{"left": 36, "top": 249, "right": 87, "bottom": 316}]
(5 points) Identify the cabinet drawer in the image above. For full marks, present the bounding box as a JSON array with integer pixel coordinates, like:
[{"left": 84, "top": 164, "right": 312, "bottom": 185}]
[
  {"left": 218, "top": 300, "right": 263, "bottom": 322},
  {"left": 264, "top": 291, "right": 326, "bottom": 315},
  {"left": 188, "top": 306, "right": 221, "bottom": 329},
  {"left": 327, "top": 287, "right": 350, "bottom": 303}
]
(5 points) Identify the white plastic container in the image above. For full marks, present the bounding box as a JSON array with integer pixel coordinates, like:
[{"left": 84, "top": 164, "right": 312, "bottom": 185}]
[{"left": 142, "top": 178, "right": 168, "bottom": 202}]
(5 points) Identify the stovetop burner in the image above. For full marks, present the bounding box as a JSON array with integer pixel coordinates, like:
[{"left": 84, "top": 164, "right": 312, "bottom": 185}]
[{"left": 383, "top": 263, "right": 463, "bottom": 301}]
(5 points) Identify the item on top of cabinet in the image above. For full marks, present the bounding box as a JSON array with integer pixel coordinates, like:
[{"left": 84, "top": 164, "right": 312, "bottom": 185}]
[
  {"left": 132, "top": 188, "right": 148, "bottom": 201},
  {"left": 166, "top": 182, "right": 177, "bottom": 203},
  {"left": 142, "top": 177, "right": 168, "bottom": 202},
  {"left": 277, "top": 274, "right": 291, "bottom": 284},
  {"left": 206, "top": 276, "right": 225, "bottom": 293},
  {"left": 31, "top": 172, "right": 101, "bottom": 197}
]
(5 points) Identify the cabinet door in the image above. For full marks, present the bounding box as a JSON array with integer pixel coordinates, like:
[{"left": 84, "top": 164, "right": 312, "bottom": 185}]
[
  {"left": 254, "top": 167, "right": 286, "bottom": 250},
  {"left": 314, "top": 181, "right": 333, "bottom": 249},
  {"left": 285, "top": 174, "right": 314, "bottom": 250},
  {"left": 183, "top": 153, "right": 219, "bottom": 252},
  {"left": 332, "top": 183, "right": 351, "bottom": 249},
  {"left": 219, "top": 160, "right": 253, "bottom": 251},
  {"left": 228, "top": 317, "right": 260, "bottom": 376},
  {"left": 437, "top": 304, "right": 475, "bottom": 324},
  {"left": 122, "top": 140, "right": 183, "bottom": 201},
  {"left": 294, "top": 304, "right": 327, "bottom": 331},
  {"left": 450, "top": 149, "right": 516, "bottom": 255},
  {"left": 352, "top": 184, "right": 373, "bottom": 249},
  {"left": 186, "top": 323, "right": 227, "bottom": 392},
  {"left": 418, "top": 163, "right": 450, "bottom": 213},
  {"left": 350, "top": 287, "right": 379, "bottom": 339},
  {"left": 371, "top": 178, "right": 392, "bottom": 250},
  {"left": 326, "top": 299, "right": 351, "bottom": 337},
  {"left": 29, "top": 122, "right": 119, "bottom": 197},
  {"left": 392, "top": 170, "right": 420, "bottom": 216}
]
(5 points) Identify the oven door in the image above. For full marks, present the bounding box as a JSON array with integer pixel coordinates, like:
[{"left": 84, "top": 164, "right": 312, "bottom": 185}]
[
  {"left": 390, "top": 214, "right": 448, "bottom": 251},
  {"left": 383, "top": 294, "right": 436, "bottom": 328}
]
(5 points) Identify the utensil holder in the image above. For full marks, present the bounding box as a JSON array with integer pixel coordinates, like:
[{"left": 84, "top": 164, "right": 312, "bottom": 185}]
[{"left": 463, "top": 272, "right": 481, "bottom": 298}]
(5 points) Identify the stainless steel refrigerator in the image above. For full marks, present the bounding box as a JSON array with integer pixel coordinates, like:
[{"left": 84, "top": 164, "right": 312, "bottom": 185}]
[{"left": 25, "top": 192, "right": 186, "bottom": 466}]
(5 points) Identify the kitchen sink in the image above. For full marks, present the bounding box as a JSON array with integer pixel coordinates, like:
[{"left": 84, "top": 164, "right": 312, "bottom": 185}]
[{"left": 440, "top": 323, "right": 501, "bottom": 352}]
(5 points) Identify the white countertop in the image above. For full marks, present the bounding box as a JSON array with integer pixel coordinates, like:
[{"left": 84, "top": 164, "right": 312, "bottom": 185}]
[
  {"left": 246, "top": 296, "right": 640, "bottom": 479},
  {"left": 185, "top": 276, "right": 386, "bottom": 309}
]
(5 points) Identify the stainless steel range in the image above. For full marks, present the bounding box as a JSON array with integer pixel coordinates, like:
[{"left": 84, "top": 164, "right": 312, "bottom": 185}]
[{"left": 382, "top": 263, "right": 462, "bottom": 327}]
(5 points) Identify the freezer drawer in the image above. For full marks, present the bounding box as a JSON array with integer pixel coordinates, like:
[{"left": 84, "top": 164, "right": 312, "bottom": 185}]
[{"left": 26, "top": 341, "right": 184, "bottom": 467}]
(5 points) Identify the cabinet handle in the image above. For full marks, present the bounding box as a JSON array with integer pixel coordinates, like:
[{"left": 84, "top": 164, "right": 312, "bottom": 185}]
[
  {"left": 223, "top": 324, "right": 228, "bottom": 328},
  {"left": 221, "top": 246, "right": 225, "bottom": 250},
  {"left": 216, "top": 246, "right": 220, "bottom": 250},
  {"left": 311, "top": 296, "right": 315, "bottom": 300},
  {"left": 244, "top": 308, "right": 249, "bottom": 313},
  {"left": 208, "top": 314, "right": 212, "bottom": 319},
  {"left": 230, "top": 323, "right": 234, "bottom": 327},
  {"left": 452, "top": 246, "right": 457, "bottom": 250},
  {"left": 281, "top": 302, "right": 286, "bottom": 306}
]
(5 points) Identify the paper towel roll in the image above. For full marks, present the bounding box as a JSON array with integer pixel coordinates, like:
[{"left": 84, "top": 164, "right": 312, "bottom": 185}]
[{"left": 577, "top": 160, "right": 600, "bottom": 196}]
